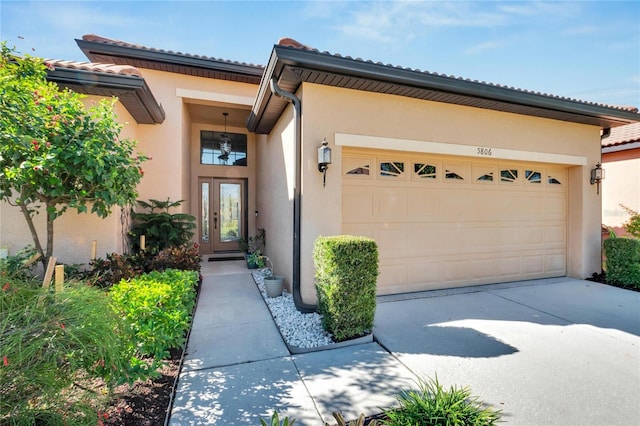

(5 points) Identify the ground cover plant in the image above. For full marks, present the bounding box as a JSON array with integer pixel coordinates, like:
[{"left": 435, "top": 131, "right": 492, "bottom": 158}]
[
  {"left": 380, "top": 376, "right": 501, "bottom": 426},
  {"left": 0, "top": 276, "right": 149, "bottom": 424},
  {"left": 89, "top": 243, "right": 201, "bottom": 288},
  {"left": 0, "top": 256, "right": 199, "bottom": 425}
]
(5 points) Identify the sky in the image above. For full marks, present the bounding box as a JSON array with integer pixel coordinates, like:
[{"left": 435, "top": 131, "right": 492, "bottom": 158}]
[{"left": 1, "top": 1, "right": 639, "bottom": 107}]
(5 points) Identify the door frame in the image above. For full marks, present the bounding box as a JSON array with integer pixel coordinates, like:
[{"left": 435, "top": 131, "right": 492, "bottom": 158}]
[{"left": 198, "top": 176, "right": 248, "bottom": 254}]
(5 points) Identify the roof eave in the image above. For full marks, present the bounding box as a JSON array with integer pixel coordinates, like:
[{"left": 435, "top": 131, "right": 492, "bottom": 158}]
[
  {"left": 602, "top": 141, "right": 640, "bottom": 154},
  {"left": 76, "top": 38, "right": 264, "bottom": 84},
  {"left": 250, "top": 45, "right": 640, "bottom": 134},
  {"left": 47, "top": 67, "right": 165, "bottom": 124}
]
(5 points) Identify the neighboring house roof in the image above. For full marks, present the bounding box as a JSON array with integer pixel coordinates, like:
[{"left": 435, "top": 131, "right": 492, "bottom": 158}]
[
  {"left": 46, "top": 59, "right": 165, "bottom": 124},
  {"left": 602, "top": 122, "right": 640, "bottom": 154},
  {"left": 76, "top": 34, "right": 265, "bottom": 85},
  {"left": 248, "top": 40, "right": 640, "bottom": 134}
]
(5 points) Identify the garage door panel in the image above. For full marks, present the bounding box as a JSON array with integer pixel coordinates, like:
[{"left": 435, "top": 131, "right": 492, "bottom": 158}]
[
  {"left": 522, "top": 255, "right": 545, "bottom": 275},
  {"left": 495, "top": 257, "right": 523, "bottom": 278},
  {"left": 521, "top": 227, "right": 545, "bottom": 245},
  {"left": 545, "top": 253, "right": 566, "bottom": 274},
  {"left": 376, "top": 189, "right": 408, "bottom": 217},
  {"left": 378, "top": 263, "right": 408, "bottom": 289},
  {"left": 343, "top": 150, "right": 567, "bottom": 293},
  {"left": 545, "top": 226, "right": 566, "bottom": 244},
  {"left": 374, "top": 228, "right": 408, "bottom": 251},
  {"left": 343, "top": 188, "right": 374, "bottom": 222}
]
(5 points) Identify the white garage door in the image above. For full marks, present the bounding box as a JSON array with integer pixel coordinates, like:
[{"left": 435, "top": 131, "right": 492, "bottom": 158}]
[{"left": 342, "top": 148, "right": 567, "bottom": 294}]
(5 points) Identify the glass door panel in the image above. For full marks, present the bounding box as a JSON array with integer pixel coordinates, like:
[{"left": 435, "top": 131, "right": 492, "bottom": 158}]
[
  {"left": 218, "top": 183, "right": 241, "bottom": 243},
  {"left": 198, "top": 178, "right": 244, "bottom": 253}
]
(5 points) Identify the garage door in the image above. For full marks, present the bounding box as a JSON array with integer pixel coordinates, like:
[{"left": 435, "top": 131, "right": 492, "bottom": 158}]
[{"left": 342, "top": 148, "right": 567, "bottom": 294}]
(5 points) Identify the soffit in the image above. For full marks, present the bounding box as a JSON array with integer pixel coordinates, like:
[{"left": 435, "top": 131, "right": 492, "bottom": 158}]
[{"left": 248, "top": 45, "right": 640, "bottom": 134}]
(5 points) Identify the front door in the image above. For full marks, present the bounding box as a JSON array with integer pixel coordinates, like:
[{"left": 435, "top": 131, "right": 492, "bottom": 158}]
[{"left": 199, "top": 177, "right": 245, "bottom": 253}]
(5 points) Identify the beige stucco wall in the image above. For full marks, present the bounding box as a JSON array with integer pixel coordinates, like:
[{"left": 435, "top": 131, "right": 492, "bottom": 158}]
[
  {"left": 0, "top": 96, "right": 139, "bottom": 265},
  {"left": 256, "top": 105, "right": 296, "bottom": 291},
  {"left": 602, "top": 155, "right": 640, "bottom": 228},
  {"left": 133, "top": 69, "right": 258, "bottom": 213},
  {"left": 295, "top": 83, "right": 602, "bottom": 303},
  {"left": 189, "top": 121, "right": 258, "bottom": 252}
]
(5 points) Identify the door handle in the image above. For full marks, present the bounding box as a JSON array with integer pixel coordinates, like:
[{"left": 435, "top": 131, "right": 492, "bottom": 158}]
[{"left": 214, "top": 212, "right": 218, "bottom": 229}]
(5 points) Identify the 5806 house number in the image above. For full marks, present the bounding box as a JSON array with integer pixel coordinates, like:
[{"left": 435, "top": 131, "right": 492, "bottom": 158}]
[{"left": 477, "top": 147, "right": 492, "bottom": 156}]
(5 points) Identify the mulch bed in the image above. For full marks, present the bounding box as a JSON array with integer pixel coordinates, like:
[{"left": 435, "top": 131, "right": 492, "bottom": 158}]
[
  {"left": 586, "top": 272, "right": 639, "bottom": 292},
  {"left": 102, "top": 278, "right": 202, "bottom": 426},
  {"left": 103, "top": 348, "right": 181, "bottom": 426}
]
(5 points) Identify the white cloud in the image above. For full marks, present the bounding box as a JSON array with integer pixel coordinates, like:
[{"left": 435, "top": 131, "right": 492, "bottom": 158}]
[
  {"left": 464, "top": 40, "right": 508, "bottom": 55},
  {"left": 334, "top": 1, "right": 509, "bottom": 44}
]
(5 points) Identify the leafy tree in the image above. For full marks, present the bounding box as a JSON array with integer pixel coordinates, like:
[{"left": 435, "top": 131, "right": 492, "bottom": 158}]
[
  {"left": 620, "top": 204, "right": 640, "bottom": 239},
  {"left": 0, "top": 43, "right": 147, "bottom": 267}
]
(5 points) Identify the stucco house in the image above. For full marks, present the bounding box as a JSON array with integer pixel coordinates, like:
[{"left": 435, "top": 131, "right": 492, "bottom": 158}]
[
  {"left": 601, "top": 122, "right": 640, "bottom": 236},
  {"left": 2, "top": 35, "right": 639, "bottom": 310}
]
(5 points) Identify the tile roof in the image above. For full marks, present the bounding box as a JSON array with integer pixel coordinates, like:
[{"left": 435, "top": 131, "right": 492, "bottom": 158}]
[
  {"left": 82, "top": 34, "right": 264, "bottom": 69},
  {"left": 602, "top": 122, "right": 640, "bottom": 148},
  {"left": 45, "top": 57, "right": 164, "bottom": 124},
  {"left": 275, "top": 38, "right": 638, "bottom": 115},
  {"left": 46, "top": 59, "right": 142, "bottom": 77},
  {"left": 250, "top": 42, "right": 640, "bottom": 133}
]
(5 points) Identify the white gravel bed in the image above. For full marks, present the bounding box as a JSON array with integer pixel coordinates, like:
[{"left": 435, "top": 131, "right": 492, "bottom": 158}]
[{"left": 252, "top": 270, "right": 334, "bottom": 348}]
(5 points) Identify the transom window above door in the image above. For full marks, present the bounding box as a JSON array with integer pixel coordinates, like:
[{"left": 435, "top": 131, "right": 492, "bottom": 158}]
[{"left": 201, "top": 130, "right": 247, "bottom": 166}]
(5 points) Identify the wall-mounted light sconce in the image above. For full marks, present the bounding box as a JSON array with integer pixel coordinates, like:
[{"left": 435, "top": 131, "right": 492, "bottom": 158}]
[
  {"left": 317, "top": 138, "right": 332, "bottom": 187},
  {"left": 590, "top": 163, "right": 604, "bottom": 194}
]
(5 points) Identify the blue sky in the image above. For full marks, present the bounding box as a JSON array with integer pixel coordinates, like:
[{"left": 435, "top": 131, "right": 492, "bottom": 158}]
[{"left": 2, "top": 1, "right": 639, "bottom": 107}]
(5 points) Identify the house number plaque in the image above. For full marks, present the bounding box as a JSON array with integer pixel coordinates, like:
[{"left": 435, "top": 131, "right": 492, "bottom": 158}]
[{"left": 476, "top": 147, "right": 492, "bottom": 156}]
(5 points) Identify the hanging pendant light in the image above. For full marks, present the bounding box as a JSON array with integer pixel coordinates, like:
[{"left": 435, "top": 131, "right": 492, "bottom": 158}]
[{"left": 218, "top": 112, "right": 232, "bottom": 163}]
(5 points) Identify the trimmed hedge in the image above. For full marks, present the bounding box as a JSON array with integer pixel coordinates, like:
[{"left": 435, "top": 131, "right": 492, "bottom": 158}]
[
  {"left": 603, "top": 238, "right": 640, "bottom": 288},
  {"left": 313, "top": 235, "right": 379, "bottom": 341}
]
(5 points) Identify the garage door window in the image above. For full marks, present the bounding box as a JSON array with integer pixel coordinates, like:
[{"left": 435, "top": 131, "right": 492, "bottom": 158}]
[
  {"left": 500, "top": 169, "right": 518, "bottom": 183},
  {"left": 548, "top": 175, "right": 562, "bottom": 185},
  {"left": 380, "top": 162, "right": 405, "bottom": 178},
  {"left": 414, "top": 163, "right": 437, "bottom": 179},
  {"left": 525, "top": 170, "right": 542, "bottom": 184}
]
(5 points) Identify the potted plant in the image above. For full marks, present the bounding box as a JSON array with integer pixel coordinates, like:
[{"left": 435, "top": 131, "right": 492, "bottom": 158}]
[
  {"left": 239, "top": 228, "right": 265, "bottom": 269},
  {"left": 262, "top": 256, "right": 284, "bottom": 298}
]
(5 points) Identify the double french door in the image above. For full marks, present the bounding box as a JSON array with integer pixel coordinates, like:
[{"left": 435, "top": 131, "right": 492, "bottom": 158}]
[{"left": 199, "top": 178, "right": 246, "bottom": 253}]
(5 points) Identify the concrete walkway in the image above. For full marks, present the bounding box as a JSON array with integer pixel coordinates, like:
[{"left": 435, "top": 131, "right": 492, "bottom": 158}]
[{"left": 169, "top": 262, "right": 640, "bottom": 425}]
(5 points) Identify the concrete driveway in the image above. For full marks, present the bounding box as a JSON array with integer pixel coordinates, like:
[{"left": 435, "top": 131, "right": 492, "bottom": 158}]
[
  {"left": 374, "top": 278, "right": 640, "bottom": 425},
  {"left": 171, "top": 266, "right": 639, "bottom": 425}
]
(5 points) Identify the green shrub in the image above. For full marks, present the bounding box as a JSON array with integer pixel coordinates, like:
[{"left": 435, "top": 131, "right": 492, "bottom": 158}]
[
  {"left": 603, "top": 238, "right": 640, "bottom": 288},
  {"left": 313, "top": 235, "right": 378, "bottom": 341},
  {"left": 109, "top": 269, "right": 198, "bottom": 358},
  {"left": 0, "top": 279, "right": 147, "bottom": 423},
  {"left": 129, "top": 198, "right": 196, "bottom": 253},
  {"left": 382, "top": 376, "right": 501, "bottom": 426}
]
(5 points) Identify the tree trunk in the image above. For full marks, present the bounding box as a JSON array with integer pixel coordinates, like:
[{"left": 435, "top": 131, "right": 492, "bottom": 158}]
[
  {"left": 18, "top": 201, "right": 47, "bottom": 268},
  {"left": 46, "top": 201, "right": 55, "bottom": 267}
]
